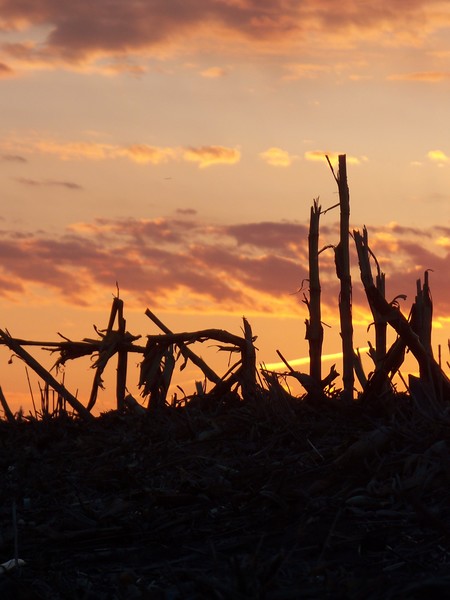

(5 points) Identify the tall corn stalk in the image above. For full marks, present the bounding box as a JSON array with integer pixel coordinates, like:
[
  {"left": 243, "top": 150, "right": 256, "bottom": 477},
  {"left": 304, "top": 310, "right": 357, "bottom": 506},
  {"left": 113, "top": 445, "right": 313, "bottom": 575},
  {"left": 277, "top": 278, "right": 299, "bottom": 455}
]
[
  {"left": 328, "top": 154, "right": 354, "bottom": 399},
  {"left": 304, "top": 198, "right": 324, "bottom": 384}
]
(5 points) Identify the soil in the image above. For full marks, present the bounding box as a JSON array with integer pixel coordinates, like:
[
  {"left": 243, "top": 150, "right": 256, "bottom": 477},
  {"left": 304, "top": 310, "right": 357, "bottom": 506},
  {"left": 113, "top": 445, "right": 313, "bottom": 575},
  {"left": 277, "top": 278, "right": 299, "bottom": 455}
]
[{"left": 1, "top": 390, "right": 450, "bottom": 599}]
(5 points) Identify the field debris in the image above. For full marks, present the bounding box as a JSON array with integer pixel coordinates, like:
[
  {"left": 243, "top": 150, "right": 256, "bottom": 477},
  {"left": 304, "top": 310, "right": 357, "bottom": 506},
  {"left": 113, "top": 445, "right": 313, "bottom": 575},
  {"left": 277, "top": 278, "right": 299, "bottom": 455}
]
[{"left": 1, "top": 391, "right": 450, "bottom": 598}]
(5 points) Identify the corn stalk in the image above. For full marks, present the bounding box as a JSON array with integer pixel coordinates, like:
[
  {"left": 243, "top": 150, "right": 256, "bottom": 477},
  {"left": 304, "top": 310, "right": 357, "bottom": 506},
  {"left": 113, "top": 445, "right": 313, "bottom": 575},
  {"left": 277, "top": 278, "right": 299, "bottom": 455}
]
[
  {"left": 328, "top": 154, "right": 354, "bottom": 399},
  {"left": 304, "top": 198, "right": 324, "bottom": 384}
]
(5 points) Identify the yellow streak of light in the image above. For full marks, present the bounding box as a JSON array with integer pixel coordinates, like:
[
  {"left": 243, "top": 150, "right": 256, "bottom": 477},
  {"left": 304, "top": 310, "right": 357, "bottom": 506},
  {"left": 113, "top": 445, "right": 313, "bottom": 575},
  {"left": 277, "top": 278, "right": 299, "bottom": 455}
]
[{"left": 264, "top": 347, "right": 370, "bottom": 371}]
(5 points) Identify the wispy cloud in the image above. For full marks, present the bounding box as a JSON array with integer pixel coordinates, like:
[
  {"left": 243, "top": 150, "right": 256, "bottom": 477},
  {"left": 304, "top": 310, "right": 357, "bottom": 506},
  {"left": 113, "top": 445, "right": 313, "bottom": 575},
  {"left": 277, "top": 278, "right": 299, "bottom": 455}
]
[
  {"left": 14, "top": 177, "right": 83, "bottom": 190},
  {"left": 4, "top": 138, "right": 241, "bottom": 168},
  {"left": 118, "top": 145, "right": 178, "bottom": 165},
  {"left": 176, "top": 208, "right": 197, "bottom": 216},
  {"left": 182, "top": 146, "right": 241, "bottom": 168},
  {"left": 259, "top": 147, "right": 297, "bottom": 167},
  {"left": 200, "top": 66, "right": 228, "bottom": 78},
  {"left": 1, "top": 154, "right": 27, "bottom": 163},
  {"left": 388, "top": 71, "right": 450, "bottom": 82},
  {"left": 38, "top": 140, "right": 174, "bottom": 164},
  {"left": 282, "top": 63, "right": 329, "bottom": 80}
]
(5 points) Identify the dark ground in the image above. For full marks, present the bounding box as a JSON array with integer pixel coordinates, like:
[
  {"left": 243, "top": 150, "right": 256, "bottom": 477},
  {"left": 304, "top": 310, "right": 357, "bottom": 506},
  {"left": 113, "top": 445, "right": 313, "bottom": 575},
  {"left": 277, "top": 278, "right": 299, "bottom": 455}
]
[{"left": 1, "top": 390, "right": 450, "bottom": 599}]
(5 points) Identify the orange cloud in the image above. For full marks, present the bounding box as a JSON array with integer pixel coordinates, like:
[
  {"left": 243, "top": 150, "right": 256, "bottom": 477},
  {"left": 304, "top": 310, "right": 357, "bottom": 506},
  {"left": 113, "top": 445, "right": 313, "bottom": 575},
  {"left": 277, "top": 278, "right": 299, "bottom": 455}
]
[
  {"left": 388, "top": 71, "right": 450, "bottom": 82},
  {"left": 38, "top": 139, "right": 176, "bottom": 164},
  {"left": 35, "top": 140, "right": 114, "bottom": 160},
  {"left": 182, "top": 145, "right": 241, "bottom": 168},
  {"left": 5, "top": 137, "right": 240, "bottom": 168},
  {"left": 118, "top": 144, "right": 177, "bottom": 165},
  {"left": 200, "top": 66, "right": 228, "bottom": 78},
  {"left": 282, "top": 63, "right": 329, "bottom": 80},
  {"left": 259, "top": 147, "right": 296, "bottom": 167}
]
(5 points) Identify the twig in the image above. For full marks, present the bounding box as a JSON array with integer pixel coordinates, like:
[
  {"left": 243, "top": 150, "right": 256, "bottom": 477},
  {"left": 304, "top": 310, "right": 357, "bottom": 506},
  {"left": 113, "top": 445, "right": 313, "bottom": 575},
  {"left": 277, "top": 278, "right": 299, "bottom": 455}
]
[
  {"left": 0, "top": 330, "right": 94, "bottom": 421},
  {"left": 0, "top": 386, "right": 15, "bottom": 424},
  {"left": 145, "top": 308, "right": 221, "bottom": 384}
]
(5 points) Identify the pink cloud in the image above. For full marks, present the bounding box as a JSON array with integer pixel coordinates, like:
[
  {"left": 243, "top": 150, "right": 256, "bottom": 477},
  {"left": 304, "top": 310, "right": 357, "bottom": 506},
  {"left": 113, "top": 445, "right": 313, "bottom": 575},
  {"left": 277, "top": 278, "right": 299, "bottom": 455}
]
[
  {"left": 0, "top": 61, "right": 14, "bottom": 76},
  {"left": 224, "top": 221, "right": 309, "bottom": 258},
  {"left": 0, "top": 216, "right": 448, "bottom": 324}
]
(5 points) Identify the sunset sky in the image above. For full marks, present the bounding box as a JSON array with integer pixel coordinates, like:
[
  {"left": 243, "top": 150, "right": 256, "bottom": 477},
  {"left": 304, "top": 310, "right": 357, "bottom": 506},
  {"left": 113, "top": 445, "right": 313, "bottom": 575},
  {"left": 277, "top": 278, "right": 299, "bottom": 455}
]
[{"left": 1, "top": 1, "right": 449, "bottom": 412}]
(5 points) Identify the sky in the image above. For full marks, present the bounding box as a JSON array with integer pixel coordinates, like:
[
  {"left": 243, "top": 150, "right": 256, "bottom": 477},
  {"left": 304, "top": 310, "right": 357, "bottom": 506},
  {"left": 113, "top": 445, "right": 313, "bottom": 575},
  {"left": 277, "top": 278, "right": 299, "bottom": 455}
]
[{"left": 0, "top": 0, "right": 449, "bottom": 413}]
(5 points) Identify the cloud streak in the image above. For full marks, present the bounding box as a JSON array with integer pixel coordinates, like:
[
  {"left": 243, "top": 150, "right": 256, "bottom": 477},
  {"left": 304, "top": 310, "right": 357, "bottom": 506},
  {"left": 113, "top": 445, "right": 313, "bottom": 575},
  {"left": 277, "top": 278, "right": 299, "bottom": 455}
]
[
  {"left": 388, "top": 71, "right": 450, "bottom": 82},
  {"left": 8, "top": 138, "right": 241, "bottom": 168},
  {"left": 282, "top": 63, "right": 330, "bottom": 80},
  {"left": 1, "top": 154, "right": 27, "bottom": 163},
  {"left": 182, "top": 146, "right": 241, "bottom": 168},
  {"left": 200, "top": 66, "right": 228, "bottom": 78},
  {"left": 14, "top": 177, "right": 83, "bottom": 190}
]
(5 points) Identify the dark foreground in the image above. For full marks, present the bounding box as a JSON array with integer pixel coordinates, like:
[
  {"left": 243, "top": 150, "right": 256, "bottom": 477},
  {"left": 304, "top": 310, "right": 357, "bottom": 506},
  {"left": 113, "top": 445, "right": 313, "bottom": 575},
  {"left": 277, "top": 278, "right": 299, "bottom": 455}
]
[{"left": 1, "top": 391, "right": 450, "bottom": 599}]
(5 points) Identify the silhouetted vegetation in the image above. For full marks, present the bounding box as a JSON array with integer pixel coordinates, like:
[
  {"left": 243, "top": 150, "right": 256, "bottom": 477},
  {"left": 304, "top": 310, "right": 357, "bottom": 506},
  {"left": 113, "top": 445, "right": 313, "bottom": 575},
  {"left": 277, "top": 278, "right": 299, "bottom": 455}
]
[{"left": 0, "top": 155, "right": 448, "bottom": 416}]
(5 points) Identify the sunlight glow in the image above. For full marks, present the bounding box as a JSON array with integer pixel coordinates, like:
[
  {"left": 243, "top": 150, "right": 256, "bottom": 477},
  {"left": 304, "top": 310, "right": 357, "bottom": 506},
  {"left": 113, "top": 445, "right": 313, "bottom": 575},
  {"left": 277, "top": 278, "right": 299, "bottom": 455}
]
[{"left": 264, "top": 347, "right": 371, "bottom": 371}]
